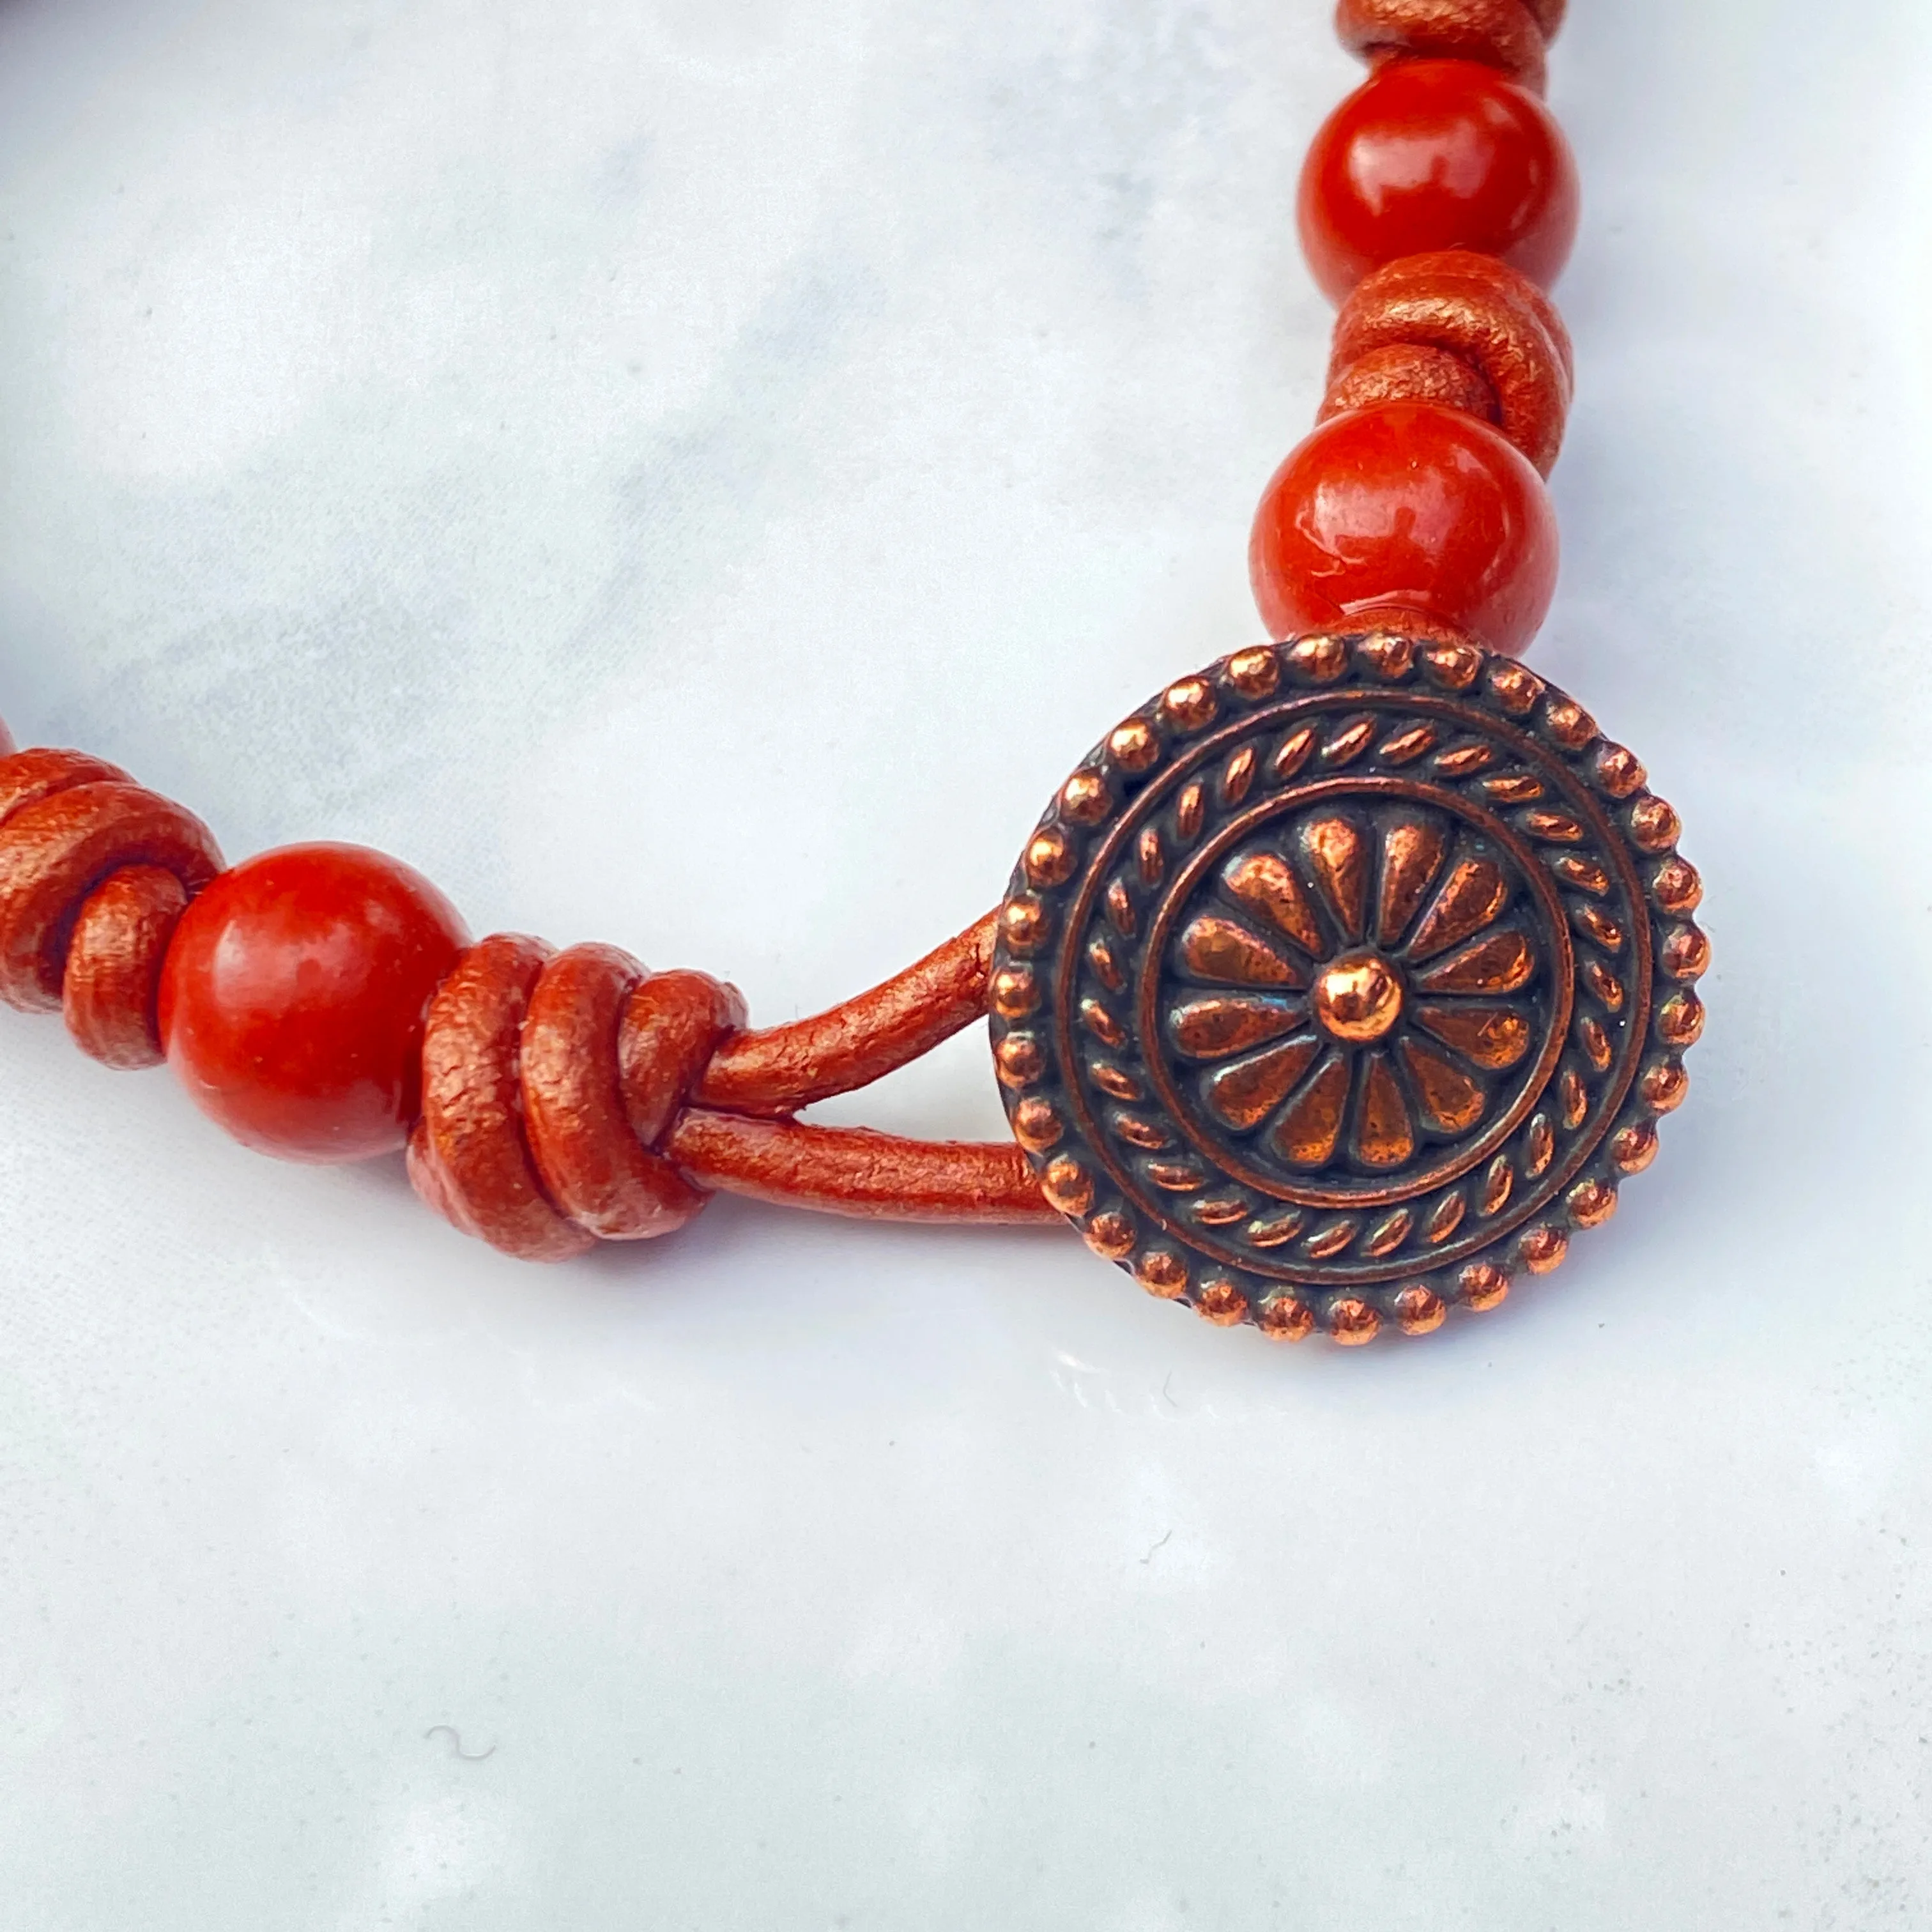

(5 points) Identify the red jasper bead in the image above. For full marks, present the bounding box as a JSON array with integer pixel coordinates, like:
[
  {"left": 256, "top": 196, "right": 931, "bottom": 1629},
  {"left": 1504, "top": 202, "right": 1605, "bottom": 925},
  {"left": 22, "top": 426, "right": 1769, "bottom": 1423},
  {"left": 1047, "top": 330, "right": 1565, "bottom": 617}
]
[
  {"left": 1248, "top": 401, "right": 1559, "bottom": 656},
  {"left": 1298, "top": 57, "right": 1579, "bottom": 302},
  {"left": 158, "top": 842, "right": 468, "bottom": 1163}
]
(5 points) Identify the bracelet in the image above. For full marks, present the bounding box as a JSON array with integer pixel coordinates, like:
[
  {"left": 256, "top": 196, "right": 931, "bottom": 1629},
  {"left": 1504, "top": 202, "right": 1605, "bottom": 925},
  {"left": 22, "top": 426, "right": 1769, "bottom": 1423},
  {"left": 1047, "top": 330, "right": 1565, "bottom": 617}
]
[{"left": 0, "top": 0, "right": 1704, "bottom": 1344}]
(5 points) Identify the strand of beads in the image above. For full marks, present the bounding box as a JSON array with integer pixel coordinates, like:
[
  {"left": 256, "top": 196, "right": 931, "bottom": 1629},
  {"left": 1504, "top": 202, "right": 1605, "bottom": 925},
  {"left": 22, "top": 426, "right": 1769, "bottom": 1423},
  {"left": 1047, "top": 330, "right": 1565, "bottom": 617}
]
[{"left": 1249, "top": 0, "right": 1576, "bottom": 657}]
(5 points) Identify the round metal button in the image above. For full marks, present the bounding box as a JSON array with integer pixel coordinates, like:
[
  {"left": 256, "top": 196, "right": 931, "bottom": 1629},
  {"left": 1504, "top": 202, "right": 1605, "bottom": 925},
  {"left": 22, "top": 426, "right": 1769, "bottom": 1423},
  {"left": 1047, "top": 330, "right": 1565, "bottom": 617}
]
[{"left": 991, "top": 627, "right": 1706, "bottom": 1344}]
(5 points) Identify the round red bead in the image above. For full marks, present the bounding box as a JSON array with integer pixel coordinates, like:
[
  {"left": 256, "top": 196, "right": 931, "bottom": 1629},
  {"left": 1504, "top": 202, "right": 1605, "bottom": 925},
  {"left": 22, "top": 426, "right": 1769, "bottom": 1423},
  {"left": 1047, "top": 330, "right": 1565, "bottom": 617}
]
[
  {"left": 1298, "top": 57, "right": 1579, "bottom": 303},
  {"left": 158, "top": 842, "right": 468, "bottom": 1163},
  {"left": 1248, "top": 401, "right": 1559, "bottom": 656}
]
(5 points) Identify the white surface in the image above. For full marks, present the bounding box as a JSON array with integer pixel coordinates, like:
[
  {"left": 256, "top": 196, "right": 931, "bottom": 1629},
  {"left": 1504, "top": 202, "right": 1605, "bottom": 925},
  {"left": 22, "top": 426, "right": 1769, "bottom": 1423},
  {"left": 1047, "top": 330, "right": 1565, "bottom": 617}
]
[{"left": 0, "top": 1, "right": 1928, "bottom": 1924}]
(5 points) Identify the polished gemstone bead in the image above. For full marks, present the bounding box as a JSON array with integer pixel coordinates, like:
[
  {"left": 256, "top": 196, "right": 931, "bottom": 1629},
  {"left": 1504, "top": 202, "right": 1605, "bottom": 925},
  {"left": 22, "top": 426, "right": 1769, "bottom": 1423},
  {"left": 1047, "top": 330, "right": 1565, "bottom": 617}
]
[
  {"left": 1298, "top": 57, "right": 1579, "bottom": 302},
  {"left": 1248, "top": 401, "right": 1559, "bottom": 656},
  {"left": 158, "top": 841, "right": 468, "bottom": 1162}
]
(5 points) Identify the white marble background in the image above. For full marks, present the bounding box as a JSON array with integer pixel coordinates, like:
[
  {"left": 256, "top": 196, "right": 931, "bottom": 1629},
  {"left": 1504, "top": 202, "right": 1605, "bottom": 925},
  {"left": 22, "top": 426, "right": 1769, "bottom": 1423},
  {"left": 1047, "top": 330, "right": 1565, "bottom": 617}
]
[{"left": 1, "top": 0, "right": 1929, "bottom": 1925}]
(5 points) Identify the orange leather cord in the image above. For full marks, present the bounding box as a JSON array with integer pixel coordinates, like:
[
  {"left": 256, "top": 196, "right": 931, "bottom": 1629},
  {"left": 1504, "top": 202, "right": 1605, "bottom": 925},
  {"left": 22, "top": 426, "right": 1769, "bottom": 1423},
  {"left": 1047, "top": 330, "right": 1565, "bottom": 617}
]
[
  {"left": 413, "top": 910, "right": 1044, "bottom": 1257},
  {"left": 666, "top": 1112, "right": 1057, "bottom": 1224},
  {"left": 694, "top": 912, "right": 999, "bottom": 1114}
]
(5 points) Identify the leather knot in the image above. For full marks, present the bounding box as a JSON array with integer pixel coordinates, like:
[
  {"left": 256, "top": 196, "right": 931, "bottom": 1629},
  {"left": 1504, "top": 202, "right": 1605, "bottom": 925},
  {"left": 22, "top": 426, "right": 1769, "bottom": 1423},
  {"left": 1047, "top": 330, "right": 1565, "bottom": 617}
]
[
  {"left": 1322, "top": 250, "right": 1574, "bottom": 476},
  {"left": 1336, "top": 0, "right": 1566, "bottom": 93},
  {"left": 0, "top": 749, "right": 224, "bottom": 1067},
  {"left": 408, "top": 936, "right": 744, "bottom": 1261}
]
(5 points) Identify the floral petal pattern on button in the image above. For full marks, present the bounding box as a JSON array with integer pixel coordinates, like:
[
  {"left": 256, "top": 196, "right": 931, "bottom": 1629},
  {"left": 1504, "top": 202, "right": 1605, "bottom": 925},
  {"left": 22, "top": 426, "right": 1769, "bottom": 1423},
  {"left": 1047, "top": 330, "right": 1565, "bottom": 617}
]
[
  {"left": 1168, "top": 995, "right": 1306, "bottom": 1061},
  {"left": 1412, "top": 928, "right": 1535, "bottom": 995},
  {"left": 1204, "top": 1036, "right": 1322, "bottom": 1131},
  {"left": 1401, "top": 1037, "right": 1487, "bottom": 1133},
  {"left": 1354, "top": 1054, "right": 1415, "bottom": 1169},
  {"left": 1412, "top": 1002, "right": 1533, "bottom": 1070},
  {"left": 1407, "top": 857, "right": 1509, "bottom": 962},
  {"left": 1179, "top": 916, "right": 1303, "bottom": 988},
  {"left": 1223, "top": 850, "right": 1327, "bottom": 958},
  {"left": 1376, "top": 815, "right": 1448, "bottom": 947},
  {"left": 1299, "top": 816, "right": 1370, "bottom": 942},
  {"left": 1270, "top": 1052, "right": 1352, "bottom": 1167}
]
